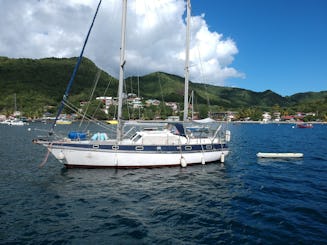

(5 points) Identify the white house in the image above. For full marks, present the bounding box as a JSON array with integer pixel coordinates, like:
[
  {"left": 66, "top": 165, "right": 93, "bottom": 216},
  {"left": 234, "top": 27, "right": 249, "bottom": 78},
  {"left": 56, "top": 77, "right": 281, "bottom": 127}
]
[{"left": 262, "top": 112, "right": 271, "bottom": 123}]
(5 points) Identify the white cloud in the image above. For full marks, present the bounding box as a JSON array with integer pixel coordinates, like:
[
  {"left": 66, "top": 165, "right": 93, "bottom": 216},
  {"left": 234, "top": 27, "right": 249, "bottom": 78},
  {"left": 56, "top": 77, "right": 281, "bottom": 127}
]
[{"left": 0, "top": 0, "right": 244, "bottom": 86}]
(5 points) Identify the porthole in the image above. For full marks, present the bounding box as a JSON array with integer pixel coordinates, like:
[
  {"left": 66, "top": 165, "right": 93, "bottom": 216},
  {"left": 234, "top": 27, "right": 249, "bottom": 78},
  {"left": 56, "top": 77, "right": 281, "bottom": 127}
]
[
  {"left": 185, "top": 146, "right": 192, "bottom": 151},
  {"left": 112, "top": 145, "right": 119, "bottom": 150},
  {"left": 135, "top": 146, "right": 144, "bottom": 151}
]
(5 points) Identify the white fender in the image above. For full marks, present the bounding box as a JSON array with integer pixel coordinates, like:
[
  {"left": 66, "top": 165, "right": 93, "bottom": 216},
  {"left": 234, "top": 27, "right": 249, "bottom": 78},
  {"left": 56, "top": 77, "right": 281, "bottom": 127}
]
[
  {"left": 201, "top": 157, "right": 206, "bottom": 165},
  {"left": 225, "top": 130, "right": 231, "bottom": 142},
  {"left": 57, "top": 151, "right": 65, "bottom": 160},
  {"left": 220, "top": 152, "right": 225, "bottom": 163},
  {"left": 180, "top": 157, "right": 187, "bottom": 168}
]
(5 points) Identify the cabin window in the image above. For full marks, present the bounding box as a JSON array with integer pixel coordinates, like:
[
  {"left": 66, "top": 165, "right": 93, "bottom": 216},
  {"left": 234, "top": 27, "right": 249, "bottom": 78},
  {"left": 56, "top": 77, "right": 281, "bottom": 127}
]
[
  {"left": 135, "top": 146, "right": 144, "bottom": 151},
  {"left": 93, "top": 144, "right": 99, "bottom": 149},
  {"left": 112, "top": 145, "right": 119, "bottom": 150},
  {"left": 206, "top": 145, "right": 212, "bottom": 150},
  {"left": 132, "top": 134, "right": 142, "bottom": 142},
  {"left": 185, "top": 146, "right": 192, "bottom": 151},
  {"left": 130, "top": 133, "right": 137, "bottom": 140}
]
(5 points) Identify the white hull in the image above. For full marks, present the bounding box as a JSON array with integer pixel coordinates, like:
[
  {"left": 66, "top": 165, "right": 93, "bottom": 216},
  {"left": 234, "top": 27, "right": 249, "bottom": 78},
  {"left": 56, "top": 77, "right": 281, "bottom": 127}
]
[
  {"left": 38, "top": 139, "right": 228, "bottom": 168},
  {"left": 52, "top": 148, "right": 227, "bottom": 168}
]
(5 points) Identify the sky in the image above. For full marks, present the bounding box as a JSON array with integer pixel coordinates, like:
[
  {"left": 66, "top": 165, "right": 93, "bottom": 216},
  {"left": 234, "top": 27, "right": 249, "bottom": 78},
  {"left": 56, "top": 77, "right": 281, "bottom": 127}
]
[{"left": 0, "top": 0, "right": 326, "bottom": 96}]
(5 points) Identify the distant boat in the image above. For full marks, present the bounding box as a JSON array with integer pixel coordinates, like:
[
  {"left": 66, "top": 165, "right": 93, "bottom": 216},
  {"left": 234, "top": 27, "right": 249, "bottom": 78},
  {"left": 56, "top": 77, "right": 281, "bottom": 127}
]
[
  {"left": 56, "top": 119, "right": 72, "bottom": 125},
  {"left": 297, "top": 123, "right": 313, "bottom": 128},
  {"left": 0, "top": 119, "right": 25, "bottom": 126},
  {"left": 106, "top": 119, "right": 118, "bottom": 125},
  {"left": 0, "top": 93, "right": 26, "bottom": 126}
]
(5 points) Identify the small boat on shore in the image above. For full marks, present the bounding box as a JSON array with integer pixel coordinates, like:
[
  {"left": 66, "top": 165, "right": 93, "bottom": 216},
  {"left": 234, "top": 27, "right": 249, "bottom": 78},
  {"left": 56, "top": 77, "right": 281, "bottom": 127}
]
[
  {"left": 56, "top": 119, "right": 72, "bottom": 125},
  {"left": 297, "top": 123, "right": 313, "bottom": 128},
  {"left": 106, "top": 119, "right": 118, "bottom": 125},
  {"left": 257, "top": 152, "right": 303, "bottom": 158}
]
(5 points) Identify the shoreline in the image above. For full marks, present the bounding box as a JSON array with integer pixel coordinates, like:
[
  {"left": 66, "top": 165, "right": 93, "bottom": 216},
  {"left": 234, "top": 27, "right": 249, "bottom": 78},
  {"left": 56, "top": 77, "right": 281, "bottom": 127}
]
[{"left": 221, "top": 120, "right": 327, "bottom": 124}]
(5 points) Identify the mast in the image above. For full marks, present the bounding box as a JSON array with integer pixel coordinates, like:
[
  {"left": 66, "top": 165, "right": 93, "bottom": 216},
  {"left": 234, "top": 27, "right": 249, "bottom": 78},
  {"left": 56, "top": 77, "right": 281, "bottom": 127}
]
[
  {"left": 14, "top": 93, "right": 17, "bottom": 113},
  {"left": 191, "top": 90, "right": 194, "bottom": 120},
  {"left": 183, "top": 0, "right": 191, "bottom": 121},
  {"left": 117, "top": 0, "right": 127, "bottom": 141}
]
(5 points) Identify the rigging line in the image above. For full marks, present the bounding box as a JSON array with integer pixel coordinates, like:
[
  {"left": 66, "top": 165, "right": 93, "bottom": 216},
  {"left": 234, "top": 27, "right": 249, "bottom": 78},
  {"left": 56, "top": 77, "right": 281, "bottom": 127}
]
[
  {"left": 61, "top": 101, "right": 83, "bottom": 117},
  {"left": 61, "top": 100, "right": 80, "bottom": 115},
  {"left": 188, "top": 10, "right": 212, "bottom": 116},
  {"left": 195, "top": 39, "right": 211, "bottom": 113},
  {"left": 79, "top": 69, "right": 102, "bottom": 127},
  {"left": 123, "top": 78, "right": 131, "bottom": 120},
  {"left": 137, "top": 76, "right": 141, "bottom": 119},
  {"left": 83, "top": 77, "right": 113, "bottom": 131},
  {"left": 130, "top": 76, "right": 133, "bottom": 95},
  {"left": 62, "top": 101, "right": 112, "bottom": 131},
  {"left": 50, "top": 0, "right": 102, "bottom": 135},
  {"left": 157, "top": 72, "right": 166, "bottom": 115},
  {"left": 39, "top": 143, "right": 52, "bottom": 168}
]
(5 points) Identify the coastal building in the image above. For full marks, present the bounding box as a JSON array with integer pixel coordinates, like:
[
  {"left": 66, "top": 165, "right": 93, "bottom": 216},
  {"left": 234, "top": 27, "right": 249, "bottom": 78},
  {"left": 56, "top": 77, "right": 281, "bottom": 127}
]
[
  {"left": 145, "top": 99, "right": 160, "bottom": 106},
  {"left": 262, "top": 112, "right": 271, "bottom": 123},
  {"left": 273, "top": 112, "right": 281, "bottom": 121}
]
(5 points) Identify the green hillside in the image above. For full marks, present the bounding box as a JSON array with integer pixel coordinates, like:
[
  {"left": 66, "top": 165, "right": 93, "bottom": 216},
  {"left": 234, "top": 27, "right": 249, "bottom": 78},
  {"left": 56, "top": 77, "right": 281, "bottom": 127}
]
[
  {"left": 0, "top": 56, "right": 326, "bottom": 120},
  {"left": 0, "top": 56, "right": 117, "bottom": 117}
]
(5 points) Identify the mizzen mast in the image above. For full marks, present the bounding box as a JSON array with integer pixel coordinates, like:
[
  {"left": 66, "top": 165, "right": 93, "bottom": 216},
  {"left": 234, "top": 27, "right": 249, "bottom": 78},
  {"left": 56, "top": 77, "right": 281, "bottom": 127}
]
[
  {"left": 183, "top": 0, "right": 191, "bottom": 122},
  {"left": 116, "top": 0, "right": 128, "bottom": 141}
]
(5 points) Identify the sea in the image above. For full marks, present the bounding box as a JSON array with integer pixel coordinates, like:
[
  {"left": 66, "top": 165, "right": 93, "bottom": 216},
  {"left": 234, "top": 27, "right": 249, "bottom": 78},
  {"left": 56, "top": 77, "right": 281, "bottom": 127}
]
[{"left": 0, "top": 122, "right": 326, "bottom": 244}]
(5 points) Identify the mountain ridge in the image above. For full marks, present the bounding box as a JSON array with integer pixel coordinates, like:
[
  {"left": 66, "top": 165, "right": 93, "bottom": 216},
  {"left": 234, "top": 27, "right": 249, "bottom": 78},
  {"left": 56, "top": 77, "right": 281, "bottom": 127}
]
[{"left": 0, "top": 56, "right": 326, "bottom": 119}]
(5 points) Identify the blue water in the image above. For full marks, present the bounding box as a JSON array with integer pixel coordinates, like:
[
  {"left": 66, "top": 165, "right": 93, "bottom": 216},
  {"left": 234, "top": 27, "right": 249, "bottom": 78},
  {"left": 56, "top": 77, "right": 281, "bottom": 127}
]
[{"left": 1, "top": 123, "right": 326, "bottom": 244}]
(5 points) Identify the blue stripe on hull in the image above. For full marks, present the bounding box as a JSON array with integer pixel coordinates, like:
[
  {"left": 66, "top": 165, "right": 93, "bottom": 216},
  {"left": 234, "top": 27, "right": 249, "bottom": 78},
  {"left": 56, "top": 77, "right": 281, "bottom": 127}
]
[{"left": 51, "top": 143, "right": 228, "bottom": 152}]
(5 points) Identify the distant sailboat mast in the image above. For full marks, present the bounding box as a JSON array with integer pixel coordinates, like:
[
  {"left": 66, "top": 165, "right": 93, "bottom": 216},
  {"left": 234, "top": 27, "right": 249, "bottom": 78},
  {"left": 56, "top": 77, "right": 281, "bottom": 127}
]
[
  {"left": 14, "top": 93, "right": 17, "bottom": 113},
  {"left": 116, "top": 0, "right": 127, "bottom": 141},
  {"left": 183, "top": 0, "right": 191, "bottom": 121}
]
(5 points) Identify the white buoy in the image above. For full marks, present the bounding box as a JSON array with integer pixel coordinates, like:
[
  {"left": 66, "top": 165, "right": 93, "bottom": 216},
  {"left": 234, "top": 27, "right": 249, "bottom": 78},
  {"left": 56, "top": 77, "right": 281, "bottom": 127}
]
[
  {"left": 27, "top": 128, "right": 31, "bottom": 131},
  {"left": 220, "top": 153, "right": 225, "bottom": 163},
  {"left": 180, "top": 157, "right": 187, "bottom": 168}
]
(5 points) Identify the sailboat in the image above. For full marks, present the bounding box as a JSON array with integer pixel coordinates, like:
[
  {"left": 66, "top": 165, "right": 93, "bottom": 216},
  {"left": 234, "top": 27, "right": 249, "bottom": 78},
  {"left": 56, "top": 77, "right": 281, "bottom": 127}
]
[
  {"left": 0, "top": 93, "right": 26, "bottom": 126},
  {"left": 33, "top": 0, "right": 230, "bottom": 168}
]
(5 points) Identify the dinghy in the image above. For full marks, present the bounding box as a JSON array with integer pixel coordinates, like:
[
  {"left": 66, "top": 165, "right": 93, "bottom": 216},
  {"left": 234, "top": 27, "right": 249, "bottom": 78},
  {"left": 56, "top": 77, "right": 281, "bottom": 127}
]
[{"left": 256, "top": 152, "right": 303, "bottom": 158}]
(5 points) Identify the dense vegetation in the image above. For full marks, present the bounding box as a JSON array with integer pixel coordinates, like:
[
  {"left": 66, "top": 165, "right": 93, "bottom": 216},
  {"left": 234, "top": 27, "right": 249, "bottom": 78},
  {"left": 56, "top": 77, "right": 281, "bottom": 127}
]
[{"left": 1, "top": 56, "right": 326, "bottom": 121}]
